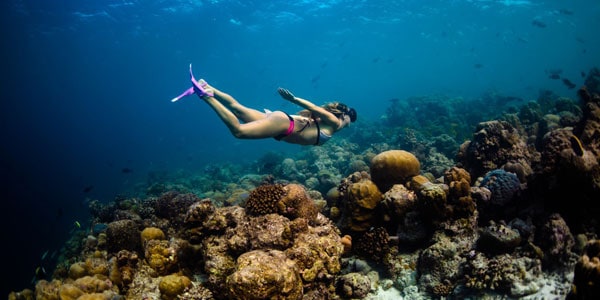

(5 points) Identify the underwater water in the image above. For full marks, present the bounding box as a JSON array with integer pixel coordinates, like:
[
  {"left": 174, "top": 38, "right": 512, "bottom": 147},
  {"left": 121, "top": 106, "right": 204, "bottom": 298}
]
[{"left": 1, "top": 0, "right": 599, "bottom": 297}]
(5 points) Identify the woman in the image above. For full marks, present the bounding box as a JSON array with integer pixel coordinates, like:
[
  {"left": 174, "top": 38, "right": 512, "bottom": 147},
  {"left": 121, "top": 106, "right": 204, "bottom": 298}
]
[{"left": 172, "top": 65, "right": 357, "bottom": 146}]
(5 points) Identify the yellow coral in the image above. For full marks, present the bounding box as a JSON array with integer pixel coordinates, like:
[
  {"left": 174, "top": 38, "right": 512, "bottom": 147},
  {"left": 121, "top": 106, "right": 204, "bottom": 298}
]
[
  {"left": 145, "top": 239, "right": 177, "bottom": 275},
  {"left": 444, "top": 167, "right": 471, "bottom": 185},
  {"left": 69, "top": 262, "right": 88, "bottom": 280},
  {"left": 572, "top": 239, "right": 600, "bottom": 299},
  {"left": 34, "top": 279, "right": 61, "bottom": 300},
  {"left": 57, "top": 284, "right": 84, "bottom": 300},
  {"left": 141, "top": 227, "right": 166, "bottom": 245},
  {"left": 345, "top": 179, "right": 383, "bottom": 232},
  {"left": 349, "top": 179, "right": 382, "bottom": 210},
  {"left": 159, "top": 274, "right": 192, "bottom": 300},
  {"left": 408, "top": 174, "right": 431, "bottom": 192},
  {"left": 370, "top": 150, "right": 421, "bottom": 192}
]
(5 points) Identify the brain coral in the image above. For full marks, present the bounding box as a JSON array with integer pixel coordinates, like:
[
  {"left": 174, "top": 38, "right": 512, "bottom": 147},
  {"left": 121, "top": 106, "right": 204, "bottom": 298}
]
[
  {"left": 244, "top": 184, "right": 287, "bottom": 216},
  {"left": 370, "top": 150, "right": 420, "bottom": 193}
]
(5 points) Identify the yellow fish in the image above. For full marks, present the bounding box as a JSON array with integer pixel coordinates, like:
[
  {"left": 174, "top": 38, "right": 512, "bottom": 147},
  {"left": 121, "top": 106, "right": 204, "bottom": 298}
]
[{"left": 74, "top": 221, "right": 81, "bottom": 228}]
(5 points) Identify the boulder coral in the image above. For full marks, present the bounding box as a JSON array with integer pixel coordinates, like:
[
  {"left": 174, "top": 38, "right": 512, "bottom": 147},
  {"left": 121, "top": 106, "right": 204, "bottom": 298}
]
[
  {"left": 380, "top": 184, "right": 417, "bottom": 223},
  {"left": 106, "top": 219, "right": 141, "bottom": 254},
  {"left": 370, "top": 150, "right": 421, "bottom": 193},
  {"left": 570, "top": 239, "right": 600, "bottom": 300},
  {"left": 285, "top": 220, "right": 344, "bottom": 282},
  {"left": 536, "top": 213, "right": 575, "bottom": 268},
  {"left": 345, "top": 178, "right": 383, "bottom": 232},
  {"left": 417, "top": 182, "right": 448, "bottom": 222},
  {"left": 354, "top": 227, "right": 390, "bottom": 262},
  {"left": 479, "top": 169, "right": 521, "bottom": 207},
  {"left": 279, "top": 183, "right": 319, "bottom": 223},
  {"left": 159, "top": 274, "right": 192, "bottom": 300},
  {"left": 226, "top": 249, "right": 303, "bottom": 300},
  {"left": 444, "top": 167, "right": 476, "bottom": 218},
  {"left": 457, "top": 120, "right": 532, "bottom": 180},
  {"left": 144, "top": 239, "right": 178, "bottom": 275},
  {"left": 477, "top": 221, "right": 522, "bottom": 254},
  {"left": 336, "top": 272, "right": 371, "bottom": 299},
  {"left": 141, "top": 227, "right": 166, "bottom": 245}
]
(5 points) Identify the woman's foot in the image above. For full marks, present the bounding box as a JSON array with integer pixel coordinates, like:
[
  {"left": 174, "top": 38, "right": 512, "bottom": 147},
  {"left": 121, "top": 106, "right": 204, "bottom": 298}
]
[
  {"left": 190, "top": 64, "right": 214, "bottom": 98},
  {"left": 170, "top": 64, "right": 213, "bottom": 102}
]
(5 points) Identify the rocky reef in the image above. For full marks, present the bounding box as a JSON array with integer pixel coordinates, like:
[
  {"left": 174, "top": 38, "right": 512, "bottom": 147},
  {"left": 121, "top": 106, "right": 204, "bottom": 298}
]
[{"left": 8, "top": 71, "right": 600, "bottom": 299}]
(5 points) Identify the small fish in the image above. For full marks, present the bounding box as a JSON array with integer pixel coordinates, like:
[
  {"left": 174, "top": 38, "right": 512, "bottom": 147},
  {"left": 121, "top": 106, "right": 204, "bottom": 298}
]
[
  {"left": 121, "top": 167, "right": 133, "bottom": 173},
  {"left": 562, "top": 78, "right": 577, "bottom": 89},
  {"left": 558, "top": 9, "right": 573, "bottom": 15},
  {"left": 570, "top": 135, "right": 584, "bottom": 156},
  {"left": 83, "top": 185, "right": 94, "bottom": 193},
  {"left": 311, "top": 75, "right": 320, "bottom": 83},
  {"left": 41, "top": 250, "right": 49, "bottom": 260},
  {"left": 532, "top": 20, "right": 547, "bottom": 28},
  {"left": 581, "top": 71, "right": 586, "bottom": 78},
  {"left": 546, "top": 69, "right": 562, "bottom": 80},
  {"left": 474, "top": 63, "right": 483, "bottom": 69},
  {"left": 74, "top": 221, "right": 81, "bottom": 228},
  {"left": 35, "top": 266, "right": 47, "bottom": 279}
]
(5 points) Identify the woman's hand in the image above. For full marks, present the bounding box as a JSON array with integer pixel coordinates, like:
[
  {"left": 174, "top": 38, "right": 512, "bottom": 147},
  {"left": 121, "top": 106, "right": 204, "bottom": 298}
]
[{"left": 278, "top": 88, "right": 295, "bottom": 101}]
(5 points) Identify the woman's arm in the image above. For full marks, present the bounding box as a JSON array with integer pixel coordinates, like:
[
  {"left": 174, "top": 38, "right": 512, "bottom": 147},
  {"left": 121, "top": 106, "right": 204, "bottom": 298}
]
[{"left": 278, "top": 88, "right": 341, "bottom": 126}]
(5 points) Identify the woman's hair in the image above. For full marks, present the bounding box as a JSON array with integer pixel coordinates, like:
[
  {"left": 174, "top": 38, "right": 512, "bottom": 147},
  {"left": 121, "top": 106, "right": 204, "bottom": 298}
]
[{"left": 298, "top": 102, "right": 357, "bottom": 122}]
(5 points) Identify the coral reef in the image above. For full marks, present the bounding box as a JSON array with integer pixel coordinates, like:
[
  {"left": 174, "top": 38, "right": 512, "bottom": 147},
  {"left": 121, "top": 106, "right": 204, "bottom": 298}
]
[{"left": 9, "top": 72, "right": 600, "bottom": 300}]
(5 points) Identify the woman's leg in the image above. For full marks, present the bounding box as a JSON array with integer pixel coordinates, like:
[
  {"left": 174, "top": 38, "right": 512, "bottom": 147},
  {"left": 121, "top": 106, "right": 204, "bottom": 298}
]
[
  {"left": 201, "top": 80, "right": 265, "bottom": 122},
  {"left": 199, "top": 93, "right": 291, "bottom": 139}
]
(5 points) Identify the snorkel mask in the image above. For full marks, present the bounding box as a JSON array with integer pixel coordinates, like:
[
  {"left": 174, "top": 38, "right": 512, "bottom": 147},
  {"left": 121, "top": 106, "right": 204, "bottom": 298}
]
[{"left": 347, "top": 108, "right": 357, "bottom": 122}]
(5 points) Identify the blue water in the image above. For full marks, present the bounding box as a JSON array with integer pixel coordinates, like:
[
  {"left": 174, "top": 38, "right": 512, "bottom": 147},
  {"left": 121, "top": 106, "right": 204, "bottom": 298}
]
[{"left": 1, "top": 0, "right": 598, "bottom": 295}]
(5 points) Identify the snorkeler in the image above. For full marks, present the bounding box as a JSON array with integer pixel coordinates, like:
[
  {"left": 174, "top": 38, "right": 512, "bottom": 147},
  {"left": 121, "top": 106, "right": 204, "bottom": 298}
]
[{"left": 171, "top": 64, "right": 357, "bottom": 146}]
